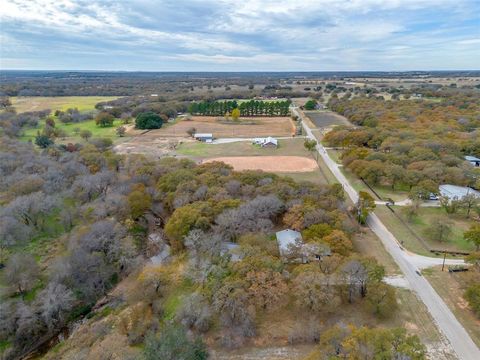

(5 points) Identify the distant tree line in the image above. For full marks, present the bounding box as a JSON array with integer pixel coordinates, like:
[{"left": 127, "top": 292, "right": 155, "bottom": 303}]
[{"left": 188, "top": 100, "right": 291, "bottom": 117}]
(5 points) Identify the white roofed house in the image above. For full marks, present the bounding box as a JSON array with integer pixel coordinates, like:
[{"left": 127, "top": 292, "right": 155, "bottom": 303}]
[
  {"left": 439, "top": 184, "right": 480, "bottom": 202},
  {"left": 465, "top": 155, "right": 480, "bottom": 167},
  {"left": 252, "top": 137, "right": 278, "bottom": 148}
]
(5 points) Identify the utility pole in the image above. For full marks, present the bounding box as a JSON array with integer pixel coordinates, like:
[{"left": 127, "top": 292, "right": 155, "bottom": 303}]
[{"left": 441, "top": 251, "right": 447, "bottom": 271}]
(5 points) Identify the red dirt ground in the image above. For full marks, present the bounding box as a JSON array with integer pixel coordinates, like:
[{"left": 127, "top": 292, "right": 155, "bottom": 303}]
[{"left": 202, "top": 156, "right": 318, "bottom": 172}]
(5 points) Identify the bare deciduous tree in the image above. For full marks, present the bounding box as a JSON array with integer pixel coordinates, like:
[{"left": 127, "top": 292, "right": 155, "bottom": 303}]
[{"left": 5, "top": 253, "right": 40, "bottom": 295}]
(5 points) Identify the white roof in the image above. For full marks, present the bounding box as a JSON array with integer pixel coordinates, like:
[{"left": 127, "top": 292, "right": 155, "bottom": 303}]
[
  {"left": 194, "top": 133, "right": 213, "bottom": 138},
  {"left": 264, "top": 136, "right": 278, "bottom": 145},
  {"left": 439, "top": 185, "right": 480, "bottom": 200},
  {"left": 253, "top": 137, "right": 278, "bottom": 145},
  {"left": 465, "top": 155, "right": 480, "bottom": 162},
  {"left": 276, "top": 229, "right": 302, "bottom": 256}
]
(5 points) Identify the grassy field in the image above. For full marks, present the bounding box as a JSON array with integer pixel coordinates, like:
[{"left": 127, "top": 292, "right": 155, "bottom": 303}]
[
  {"left": 375, "top": 206, "right": 432, "bottom": 256},
  {"left": 274, "top": 171, "right": 328, "bottom": 185},
  {"left": 20, "top": 118, "right": 125, "bottom": 143},
  {"left": 424, "top": 267, "right": 480, "bottom": 347},
  {"left": 12, "top": 96, "right": 124, "bottom": 143},
  {"left": 176, "top": 138, "right": 308, "bottom": 158},
  {"left": 11, "top": 96, "right": 119, "bottom": 113},
  {"left": 374, "top": 205, "right": 474, "bottom": 255},
  {"left": 392, "top": 207, "right": 474, "bottom": 252}
]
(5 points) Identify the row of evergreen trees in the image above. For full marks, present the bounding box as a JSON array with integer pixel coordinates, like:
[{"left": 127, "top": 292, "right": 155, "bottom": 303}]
[{"left": 188, "top": 100, "right": 291, "bottom": 117}]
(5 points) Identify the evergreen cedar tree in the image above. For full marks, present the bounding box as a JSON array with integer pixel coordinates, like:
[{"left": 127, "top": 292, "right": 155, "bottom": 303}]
[
  {"left": 304, "top": 99, "right": 318, "bottom": 110},
  {"left": 188, "top": 100, "right": 291, "bottom": 117},
  {"left": 35, "top": 134, "right": 54, "bottom": 148},
  {"left": 135, "top": 111, "right": 164, "bottom": 129}
]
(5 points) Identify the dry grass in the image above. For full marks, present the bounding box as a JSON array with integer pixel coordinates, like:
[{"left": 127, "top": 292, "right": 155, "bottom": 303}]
[
  {"left": 129, "top": 116, "right": 295, "bottom": 138},
  {"left": 352, "top": 228, "right": 400, "bottom": 275},
  {"left": 424, "top": 266, "right": 480, "bottom": 348}
]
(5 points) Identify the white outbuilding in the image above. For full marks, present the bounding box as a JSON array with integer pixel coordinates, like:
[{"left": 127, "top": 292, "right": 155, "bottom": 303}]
[{"left": 194, "top": 133, "right": 214, "bottom": 143}]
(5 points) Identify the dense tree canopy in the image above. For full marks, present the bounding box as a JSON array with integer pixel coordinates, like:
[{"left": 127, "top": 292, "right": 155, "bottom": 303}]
[
  {"left": 135, "top": 111, "right": 164, "bottom": 129},
  {"left": 324, "top": 93, "right": 480, "bottom": 192}
]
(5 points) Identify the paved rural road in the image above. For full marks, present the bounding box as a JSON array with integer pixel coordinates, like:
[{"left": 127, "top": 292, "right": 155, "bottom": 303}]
[{"left": 292, "top": 106, "right": 480, "bottom": 360}]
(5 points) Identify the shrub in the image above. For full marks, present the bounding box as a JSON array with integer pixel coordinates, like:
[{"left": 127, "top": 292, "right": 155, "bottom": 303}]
[
  {"left": 304, "top": 99, "right": 317, "bottom": 110},
  {"left": 136, "top": 112, "right": 163, "bottom": 130},
  {"left": 465, "top": 284, "right": 480, "bottom": 317},
  {"left": 35, "top": 134, "right": 54, "bottom": 148},
  {"left": 95, "top": 112, "right": 115, "bottom": 127},
  {"left": 143, "top": 325, "right": 208, "bottom": 360}
]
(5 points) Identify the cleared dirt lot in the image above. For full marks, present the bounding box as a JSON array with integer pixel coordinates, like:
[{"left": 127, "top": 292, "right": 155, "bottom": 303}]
[
  {"left": 203, "top": 156, "right": 318, "bottom": 172},
  {"left": 128, "top": 116, "right": 295, "bottom": 138},
  {"left": 304, "top": 111, "right": 351, "bottom": 128}
]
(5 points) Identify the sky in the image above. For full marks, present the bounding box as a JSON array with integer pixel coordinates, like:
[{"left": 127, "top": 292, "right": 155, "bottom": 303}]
[{"left": 0, "top": 0, "right": 479, "bottom": 71}]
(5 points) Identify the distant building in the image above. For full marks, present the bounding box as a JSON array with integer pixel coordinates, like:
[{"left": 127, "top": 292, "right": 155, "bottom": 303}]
[
  {"left": 439, "top": 184, "right": 480, "bottom": 201},
  {"left": 150, "top": 94, "right": 159, "bottom": 97},
  {"left": 194, "top": 133, "right": 214, "bottom": 143},
  {"left": 253, "top": 136, "right": 278, "bottom": 147},
  {"left": 465, "top": 155, "right": 480, "bottom": 167}
]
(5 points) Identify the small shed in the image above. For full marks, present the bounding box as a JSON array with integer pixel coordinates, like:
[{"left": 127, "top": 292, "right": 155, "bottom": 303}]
[
  {"left": 465, "top": 156, "right": 480, "bottom": 167},
  {"left": 194, "top": 133, "right": 214, "bottom": 143},
  {"left": 439, "top": 184, "right": 480, "bottom": 201}
]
